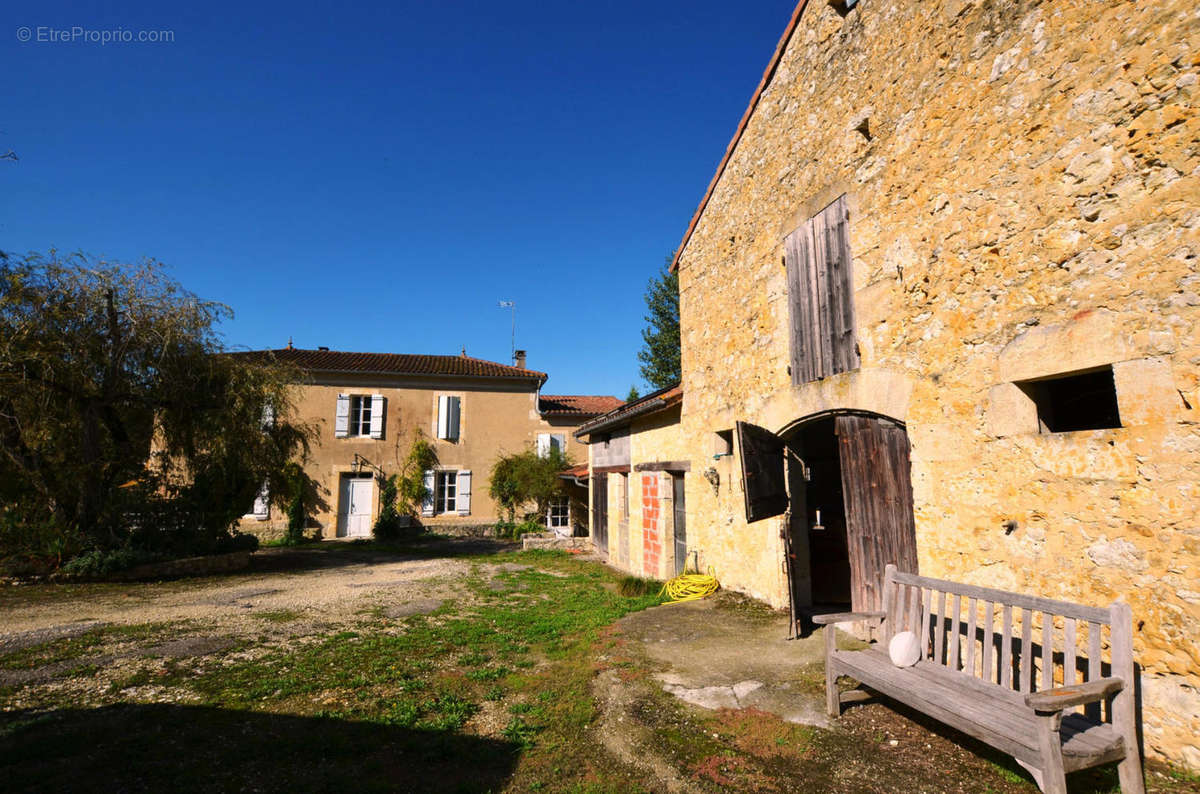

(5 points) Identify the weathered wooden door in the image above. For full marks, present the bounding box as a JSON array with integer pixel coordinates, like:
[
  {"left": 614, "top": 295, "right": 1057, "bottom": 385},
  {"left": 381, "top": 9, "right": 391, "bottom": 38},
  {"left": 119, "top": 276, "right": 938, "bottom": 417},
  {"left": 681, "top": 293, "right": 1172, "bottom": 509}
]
[
  {"left": 672, "top": 474, "right": 687, "bottom": 575},
  {"left": 592, "top": 474, "right": 609, "bottom": 553},
  {"left": 835, "top": 415, "right": 918, "bottom": 613}
]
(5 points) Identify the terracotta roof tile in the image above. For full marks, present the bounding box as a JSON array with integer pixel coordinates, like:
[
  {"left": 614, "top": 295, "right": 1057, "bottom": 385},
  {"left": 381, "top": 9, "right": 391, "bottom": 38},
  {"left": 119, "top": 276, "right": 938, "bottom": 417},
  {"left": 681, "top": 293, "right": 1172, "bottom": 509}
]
[
  {"left": 539, "top": 394, "right": 624, "bottom": 417},
  {"left": 230, "top": 348, "right": 547, "bottom": 380}
]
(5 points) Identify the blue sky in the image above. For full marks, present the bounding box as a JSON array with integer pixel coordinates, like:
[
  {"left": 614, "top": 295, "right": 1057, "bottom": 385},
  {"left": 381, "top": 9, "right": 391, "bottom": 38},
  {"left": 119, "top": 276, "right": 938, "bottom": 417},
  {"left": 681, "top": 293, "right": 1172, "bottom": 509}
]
[{"left": 3, "top": 1, "right": 795, "bottom": 396}]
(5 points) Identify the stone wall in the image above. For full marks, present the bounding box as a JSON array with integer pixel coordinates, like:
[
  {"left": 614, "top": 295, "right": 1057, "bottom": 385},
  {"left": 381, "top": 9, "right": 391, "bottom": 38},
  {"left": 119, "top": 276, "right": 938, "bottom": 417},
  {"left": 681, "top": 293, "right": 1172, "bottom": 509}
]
[{"left": 674, "top": 0, "right": 1199, "bottom": 767}]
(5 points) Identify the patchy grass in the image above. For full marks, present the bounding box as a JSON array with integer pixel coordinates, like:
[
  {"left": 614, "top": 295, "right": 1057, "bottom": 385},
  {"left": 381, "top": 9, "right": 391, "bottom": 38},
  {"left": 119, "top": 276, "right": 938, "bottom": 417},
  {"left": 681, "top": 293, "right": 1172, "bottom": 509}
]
[
  {"left": 255, "top": 609, "right": 302, "bottom": 623},
  {"left": 0, "top": 622, "right": 184, "bottom": 670},
  {"left": 616, "top": 575, "right": 662, "bottom": 598}
]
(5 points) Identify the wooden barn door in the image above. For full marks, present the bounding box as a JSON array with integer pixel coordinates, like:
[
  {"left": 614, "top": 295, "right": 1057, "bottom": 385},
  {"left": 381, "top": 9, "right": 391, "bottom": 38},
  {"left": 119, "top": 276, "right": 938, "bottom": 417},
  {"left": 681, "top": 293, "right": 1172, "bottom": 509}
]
[
  {"left": 592, "top": 474, "right": 609, "bottom": 553},
  {"left": 835, "top": 416, "right": 918, "bottom": 613}
]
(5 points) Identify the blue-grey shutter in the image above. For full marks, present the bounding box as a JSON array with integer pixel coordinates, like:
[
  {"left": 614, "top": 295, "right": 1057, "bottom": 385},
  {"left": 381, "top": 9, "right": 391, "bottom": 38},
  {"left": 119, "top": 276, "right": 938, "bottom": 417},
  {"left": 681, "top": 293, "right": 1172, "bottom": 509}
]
[
  {"left": 456, "top": 470, "right": 471, "bottom": 516},
  {"left": 421, "top": 470, "right": 435, "bottom": 516},
  {"left": 335, "top": 394, "right": 350, "bottom": 437},
  {"left": 369, "top": 394, "right": 385, "bottom": 439}
]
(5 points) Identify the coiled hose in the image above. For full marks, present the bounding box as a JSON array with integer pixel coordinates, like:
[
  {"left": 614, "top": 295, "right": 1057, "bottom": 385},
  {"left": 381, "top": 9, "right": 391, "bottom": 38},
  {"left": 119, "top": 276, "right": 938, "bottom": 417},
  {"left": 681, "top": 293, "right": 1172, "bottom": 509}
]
[{"left": 659, "top": 569, "right": 720, "bottom": 603}]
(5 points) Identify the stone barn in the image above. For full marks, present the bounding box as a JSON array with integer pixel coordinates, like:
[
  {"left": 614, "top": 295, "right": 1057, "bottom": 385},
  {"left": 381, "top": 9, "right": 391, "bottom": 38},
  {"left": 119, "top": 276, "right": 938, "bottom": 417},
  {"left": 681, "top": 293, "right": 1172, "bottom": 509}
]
[{"left": 669, "top": 0, "right": 1199, "bottom": 768}]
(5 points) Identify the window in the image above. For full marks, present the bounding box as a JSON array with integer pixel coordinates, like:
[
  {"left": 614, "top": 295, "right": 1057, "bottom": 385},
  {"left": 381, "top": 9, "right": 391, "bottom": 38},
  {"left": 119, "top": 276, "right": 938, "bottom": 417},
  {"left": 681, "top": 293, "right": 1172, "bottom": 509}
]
[
  {"left": 713, "top": 429, "right": 733, "bottom": 459},
  {"left": 350, "top": 395, "right": 372, "bottom": 436},
  {"left": 537, "top": 433, "right": 566, "bottom": 458},
  {"left": 784, "top": 195, "right": 859, "bottom": 384},
  {"left": 435, "top": 471, "right": 457, "bottom": 514},
  {"left": 423, "top": 469, "right": 471, "bottom": 516},
  {"left": 437, "top": 395, "right": 461, "bottom": 440},
  {"left": 335, "top": 393, "right": 384, "bottom": 439},
  {"left": 548, "top": 498, "right": 569, "bottom": 530},
  {"left": 1017, "top": 367, "right": 1121, "bottom": 433}
]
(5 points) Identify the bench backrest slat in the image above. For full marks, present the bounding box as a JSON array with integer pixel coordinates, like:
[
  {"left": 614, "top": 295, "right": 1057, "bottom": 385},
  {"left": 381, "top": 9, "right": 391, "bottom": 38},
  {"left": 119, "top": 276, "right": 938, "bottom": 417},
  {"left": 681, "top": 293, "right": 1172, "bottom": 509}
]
[
  {"left": 965, "top": 597, "right": 978, "bottom": 676},
  {"left": 1064, "top": 619, "right": 1077, "bottom": 686},
  {"left": 1020, "top": 611, "right": 1034, "bottom": 693},
  {"left": 934, "top": 590, "right": 947, "bottom": 664},
  {"left": 1041, "top": 616, "right": 1053, "bottom": 692},
  {"left": 1002, "top": 604, "right": 1014, "bottom": 689}
]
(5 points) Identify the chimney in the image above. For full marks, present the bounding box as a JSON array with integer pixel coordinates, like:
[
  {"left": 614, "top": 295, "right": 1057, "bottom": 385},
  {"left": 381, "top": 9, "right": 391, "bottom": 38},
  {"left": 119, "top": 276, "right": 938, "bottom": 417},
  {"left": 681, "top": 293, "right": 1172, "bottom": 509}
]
[{"left": 513, "top": 349, "right": 527, "bottom": 369}]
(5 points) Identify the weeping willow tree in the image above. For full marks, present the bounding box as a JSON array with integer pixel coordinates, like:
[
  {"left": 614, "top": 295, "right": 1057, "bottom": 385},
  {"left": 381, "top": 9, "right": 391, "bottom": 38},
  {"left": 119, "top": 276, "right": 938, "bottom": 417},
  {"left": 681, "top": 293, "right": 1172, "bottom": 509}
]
[{"left": 0, "top": 251, "right": 313, "bottom": 567}]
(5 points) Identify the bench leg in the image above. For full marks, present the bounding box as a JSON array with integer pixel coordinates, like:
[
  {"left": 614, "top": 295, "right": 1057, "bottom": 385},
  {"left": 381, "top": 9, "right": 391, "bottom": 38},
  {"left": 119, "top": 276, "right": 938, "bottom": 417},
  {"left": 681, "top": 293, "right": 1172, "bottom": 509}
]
[
  {"left": 824, "top": 624, "right": 839, "bottom": 717},
  {"left": 1034, "top": 712, "right": 1067, "bottom": 794}
]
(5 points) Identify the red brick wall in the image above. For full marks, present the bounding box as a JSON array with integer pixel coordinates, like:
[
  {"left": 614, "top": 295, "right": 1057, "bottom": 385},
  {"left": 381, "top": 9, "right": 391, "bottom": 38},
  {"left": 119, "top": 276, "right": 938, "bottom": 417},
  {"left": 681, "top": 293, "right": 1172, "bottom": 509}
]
[{"left": 642, "top": 473, "right": 660, "bottom": 577}]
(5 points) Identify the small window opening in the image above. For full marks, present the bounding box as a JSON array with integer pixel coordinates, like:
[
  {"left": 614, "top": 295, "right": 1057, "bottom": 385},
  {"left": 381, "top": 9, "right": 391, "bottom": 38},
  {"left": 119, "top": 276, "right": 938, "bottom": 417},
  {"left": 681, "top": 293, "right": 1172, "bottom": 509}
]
[
  {"left": 1018, "top": 367, "right": 1121, "bottom": 433},
  {"left": 828, "top": 0, "right": 859, "bottom": 17},
  {"left": 713, "top": 429, "right": 734, "bottom": 460}
]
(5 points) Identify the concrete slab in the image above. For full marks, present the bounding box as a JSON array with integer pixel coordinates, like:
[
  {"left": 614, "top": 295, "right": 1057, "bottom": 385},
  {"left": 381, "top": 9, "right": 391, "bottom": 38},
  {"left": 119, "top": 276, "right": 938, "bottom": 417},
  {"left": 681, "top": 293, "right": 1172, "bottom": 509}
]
[{"left": 616, "top": 597, "right": 830, "bottom": 727}]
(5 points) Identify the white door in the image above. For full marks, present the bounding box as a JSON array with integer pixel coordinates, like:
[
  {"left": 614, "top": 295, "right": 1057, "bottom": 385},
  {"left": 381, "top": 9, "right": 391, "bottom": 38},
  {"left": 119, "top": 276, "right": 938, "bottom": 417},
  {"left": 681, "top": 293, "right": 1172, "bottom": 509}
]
[{"left": 339, "top": 475, "right": 374, "bottom": 538}]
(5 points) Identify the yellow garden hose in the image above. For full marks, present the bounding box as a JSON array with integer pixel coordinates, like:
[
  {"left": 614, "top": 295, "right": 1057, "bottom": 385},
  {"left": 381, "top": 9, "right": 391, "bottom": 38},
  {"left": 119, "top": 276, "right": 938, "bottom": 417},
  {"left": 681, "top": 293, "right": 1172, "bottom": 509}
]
[{"left": 659, "top": 569, "right": 720, "bottom": 603}]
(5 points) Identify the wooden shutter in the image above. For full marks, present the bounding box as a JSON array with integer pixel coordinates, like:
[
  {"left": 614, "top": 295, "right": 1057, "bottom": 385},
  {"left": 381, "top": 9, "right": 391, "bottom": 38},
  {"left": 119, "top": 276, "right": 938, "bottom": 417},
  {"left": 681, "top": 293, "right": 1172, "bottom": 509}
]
[
  {"left": 784, "top": 195, "right": 857, "bottom": 384},
  {"left": 822, "top": 196, "right": 859, "bottom": 374},
  {"left": 737, "top": 421, "right": 787, "bottom": 522},
  {"left": 334, "top": 393, "right": 350, "bottom": 437},
  {"left": 536, "top": 433, "right": 550, "bottom": 458},
  {"left": 457, "top": 470, "right": 471, "bottom": 515},
  {"left": 785, "top": 220, "right": 822, "bottom": 384},
  {"left": 421, "top": 470, "right": 435, "bottom": 516},
  {"left": 369, "top": 394, "right": 385, "bottom": 439}
]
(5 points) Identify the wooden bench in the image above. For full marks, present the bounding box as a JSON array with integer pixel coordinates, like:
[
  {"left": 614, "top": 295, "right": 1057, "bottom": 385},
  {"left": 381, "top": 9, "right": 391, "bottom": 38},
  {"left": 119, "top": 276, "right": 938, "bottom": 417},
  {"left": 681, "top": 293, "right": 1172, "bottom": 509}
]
[{"left": 814, "top": 564, "right": 1144, "bottom": 794}]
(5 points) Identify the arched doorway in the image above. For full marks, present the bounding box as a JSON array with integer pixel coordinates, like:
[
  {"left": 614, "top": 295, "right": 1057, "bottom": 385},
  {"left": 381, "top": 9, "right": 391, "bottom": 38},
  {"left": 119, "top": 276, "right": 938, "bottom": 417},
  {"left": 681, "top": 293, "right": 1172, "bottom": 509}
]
[{"left": 738, "top": 411, "right": 918, "bottom": 634}]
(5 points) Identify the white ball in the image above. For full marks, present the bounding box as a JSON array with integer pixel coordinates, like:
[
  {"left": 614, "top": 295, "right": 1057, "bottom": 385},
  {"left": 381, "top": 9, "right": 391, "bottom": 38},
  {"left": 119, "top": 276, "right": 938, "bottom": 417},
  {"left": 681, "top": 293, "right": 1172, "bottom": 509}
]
[{"left": 889, "top": 630, "right": 922, "bottom": 668}]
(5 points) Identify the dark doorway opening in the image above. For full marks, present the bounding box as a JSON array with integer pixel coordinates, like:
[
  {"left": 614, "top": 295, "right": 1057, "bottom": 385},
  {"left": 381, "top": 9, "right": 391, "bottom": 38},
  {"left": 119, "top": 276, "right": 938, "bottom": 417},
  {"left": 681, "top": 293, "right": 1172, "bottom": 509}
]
[{"left": 784, "top": 418, "right": 852, "bottom": 613}]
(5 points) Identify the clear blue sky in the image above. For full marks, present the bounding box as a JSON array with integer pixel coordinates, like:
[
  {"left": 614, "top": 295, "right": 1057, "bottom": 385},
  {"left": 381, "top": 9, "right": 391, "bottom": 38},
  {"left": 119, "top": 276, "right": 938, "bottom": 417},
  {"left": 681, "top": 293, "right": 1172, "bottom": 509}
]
[{"left": 3, "top": 1, "right": 795, "bottom": 396}]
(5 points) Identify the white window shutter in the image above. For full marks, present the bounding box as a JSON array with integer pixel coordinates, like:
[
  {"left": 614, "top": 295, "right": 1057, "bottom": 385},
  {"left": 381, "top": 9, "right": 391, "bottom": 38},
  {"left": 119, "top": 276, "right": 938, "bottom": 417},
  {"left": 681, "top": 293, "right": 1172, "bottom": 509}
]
[
  {"left": 457, "top": 470, "right": 471, "bottom": 515},
  {"left": 369, "top": 394, "right": 385, "bottom": 439},
  {"left": 421, "top": 470, "right": 435, "bottom": 516},
  {"left": 437, "top": 395, "right": 450, "bottom": 439},
  {"left": 335, "top": 393, "right": 350, "bottom": 438},
  {"left": 448, "top": 396, "right": 460, "bottom": 440},
  {"left": 536, "top": 433, "right": 550, "bottom": 458},
  {"left": 252, "top": 483, "right": 269, "bottom": 520}
]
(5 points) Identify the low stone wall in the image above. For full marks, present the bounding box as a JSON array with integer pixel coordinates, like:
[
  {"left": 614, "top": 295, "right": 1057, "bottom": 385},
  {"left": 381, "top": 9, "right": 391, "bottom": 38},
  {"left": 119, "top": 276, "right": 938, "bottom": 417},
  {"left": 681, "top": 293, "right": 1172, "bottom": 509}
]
[
  {"left": 522, "top": 532, "right": 592, "bottom": 552},
  {"left": 427, "top": 523, "right": 497, "bottom": 538}
]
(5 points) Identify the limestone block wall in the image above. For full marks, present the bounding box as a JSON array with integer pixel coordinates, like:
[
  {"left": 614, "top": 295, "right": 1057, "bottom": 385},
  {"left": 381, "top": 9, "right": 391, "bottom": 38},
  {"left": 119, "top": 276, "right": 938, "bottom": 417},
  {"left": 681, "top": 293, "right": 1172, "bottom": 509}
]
[{"left": 674, "top": 0, "right": 1199, "bottom": 766}]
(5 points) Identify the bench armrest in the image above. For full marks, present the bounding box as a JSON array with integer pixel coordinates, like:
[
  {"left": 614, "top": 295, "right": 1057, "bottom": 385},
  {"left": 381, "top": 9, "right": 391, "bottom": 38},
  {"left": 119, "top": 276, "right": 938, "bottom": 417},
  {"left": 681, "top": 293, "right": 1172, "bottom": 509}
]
[
  {"left": 812, "top": 611, "right": 885, "bottom": 625},
  {"left": 1024, "top": 677, "right": 1123, "bottom": 713}
]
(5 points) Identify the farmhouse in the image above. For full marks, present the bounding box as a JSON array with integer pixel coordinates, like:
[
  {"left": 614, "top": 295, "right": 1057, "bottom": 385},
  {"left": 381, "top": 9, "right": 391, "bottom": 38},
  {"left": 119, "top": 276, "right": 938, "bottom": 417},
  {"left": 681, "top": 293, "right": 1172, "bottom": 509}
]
[
  {"left": 656, "top": 0, "right": 1197, "bottom": 768},
  {"left": 232, "top": 347, "right": 618, "bottom": 539}
]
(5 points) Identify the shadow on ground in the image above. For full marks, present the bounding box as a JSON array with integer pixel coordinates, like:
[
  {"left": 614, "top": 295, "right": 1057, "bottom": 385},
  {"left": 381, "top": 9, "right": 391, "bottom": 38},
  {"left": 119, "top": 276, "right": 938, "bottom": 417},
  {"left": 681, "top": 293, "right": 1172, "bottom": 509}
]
[
  {"left": 0, "top": 703, "right": 521, "bottom": 793},
  {"left": 248, "top": 536, "right": 520, "bottom": 575}
]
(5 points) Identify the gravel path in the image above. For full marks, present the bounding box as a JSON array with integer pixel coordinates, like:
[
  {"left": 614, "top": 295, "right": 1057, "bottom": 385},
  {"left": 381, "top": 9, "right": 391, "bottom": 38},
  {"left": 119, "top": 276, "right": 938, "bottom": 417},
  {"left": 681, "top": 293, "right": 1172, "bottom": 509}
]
[{"left": 0, "top": 540, "right": 512, "bottom": 639}]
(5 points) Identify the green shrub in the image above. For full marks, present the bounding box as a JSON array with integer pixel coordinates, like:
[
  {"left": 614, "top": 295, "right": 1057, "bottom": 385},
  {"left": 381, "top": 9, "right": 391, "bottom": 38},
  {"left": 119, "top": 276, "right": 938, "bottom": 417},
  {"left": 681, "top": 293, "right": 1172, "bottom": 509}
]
[
  {"left": 493, "top": 519, "right": 544, "bottom": 541},
  {"left": 372, "top": 474, "right": 405, "bottom": 542},
  {"left": 60, "top": 547, "right": 161, "bottom": 577}
]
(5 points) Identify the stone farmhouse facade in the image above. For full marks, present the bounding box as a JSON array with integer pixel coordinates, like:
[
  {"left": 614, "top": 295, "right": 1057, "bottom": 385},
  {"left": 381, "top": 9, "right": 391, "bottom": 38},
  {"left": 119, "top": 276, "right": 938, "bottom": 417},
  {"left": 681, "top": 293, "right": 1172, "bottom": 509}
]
[
  {"left": 232, "top": 347, "right": 618, "bottom": 539},
  {"left": 653, "top": 0, "right": 1197, "bottom": 768}
]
